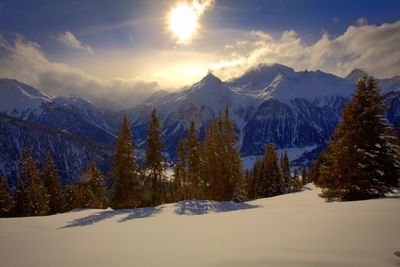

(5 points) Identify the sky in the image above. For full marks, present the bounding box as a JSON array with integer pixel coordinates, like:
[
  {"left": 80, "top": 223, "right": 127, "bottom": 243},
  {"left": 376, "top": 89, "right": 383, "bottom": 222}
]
[{"left": 0, "top": 0, "right": 399, "bottom": 108}]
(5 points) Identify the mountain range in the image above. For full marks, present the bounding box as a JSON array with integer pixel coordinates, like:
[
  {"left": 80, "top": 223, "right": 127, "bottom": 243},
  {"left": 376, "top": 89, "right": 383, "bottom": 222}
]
[{"left": 1, "top": 64, "right": 399, "bottom": 184}]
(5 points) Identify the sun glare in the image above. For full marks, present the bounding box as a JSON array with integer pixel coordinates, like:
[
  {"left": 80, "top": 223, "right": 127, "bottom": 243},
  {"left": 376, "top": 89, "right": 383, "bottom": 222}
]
[{"left": 168, "top": 3, "right": 198, "bottom": 44}]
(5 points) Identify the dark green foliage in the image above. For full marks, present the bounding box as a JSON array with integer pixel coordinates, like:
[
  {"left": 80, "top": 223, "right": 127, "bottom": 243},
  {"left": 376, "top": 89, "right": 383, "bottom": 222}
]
[
  {"left": 0, "top": 172, "right": 14, "bottom": 216},
  {"left": 257, "top": 144, "right": 286, "bottom": 197},
  {"left": 15, "top": 148, "right": 49, "bottom": 216},
  {"left": 42, "top": 152, "right": 63, "bottom": 214},
  {"left": 291, "top": 167, "right": 302, "bottom": 192},
  {"left": 82, "top": 162, "right": 109, "bottom": 209},
  {"left": 187, "top": 120, "right": 202, "bottom": 199},
  {"left": 280, "top": 152, "right": 291, "bottom": 193},
  {"left": 201, "top": 108, "right": 243, "bottom": 201},
  {"left": 145, "top": 109, "right": 165, "bottom": 205},
  {"left": 318, "top": 78, "right": 400, "bottom": 201},
  {"left": 173, "top": 138, "right": 187, "bottom": 201},
  {"left": 111, "top": 115, "right": 140, "bottom": 209}
]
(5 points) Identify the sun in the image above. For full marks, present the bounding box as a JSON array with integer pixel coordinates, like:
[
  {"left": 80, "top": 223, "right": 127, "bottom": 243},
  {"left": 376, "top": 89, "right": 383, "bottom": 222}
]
[{"left": 168, "top": 3, "right": 198, "bottom": 44}]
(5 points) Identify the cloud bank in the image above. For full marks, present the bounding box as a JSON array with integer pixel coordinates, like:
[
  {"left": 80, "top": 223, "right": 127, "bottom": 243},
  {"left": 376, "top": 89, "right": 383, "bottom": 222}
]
[
  {"left": 209, "top": 20, "right": 400, "bottom": 80},
  {"left": 56, "top": 31, "right": 93, "bottom": 54},
  {"left": 0, "top": 34, "right": 158, "bottom": 110}
]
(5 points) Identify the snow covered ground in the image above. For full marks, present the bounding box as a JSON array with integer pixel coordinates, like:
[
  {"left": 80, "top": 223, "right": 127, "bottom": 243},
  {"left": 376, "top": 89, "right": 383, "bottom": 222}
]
[{"left": 0, "top": 185, "right": 399, "bottom": 267}]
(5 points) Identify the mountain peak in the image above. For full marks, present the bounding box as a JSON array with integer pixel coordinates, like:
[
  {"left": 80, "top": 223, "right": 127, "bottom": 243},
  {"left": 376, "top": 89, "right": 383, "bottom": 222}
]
[
  {"left": 199, "top": 71, "right": 222, "bottom": 85},
  {"left": 345, "top": 68, "right": 369, "bottom": 84}
]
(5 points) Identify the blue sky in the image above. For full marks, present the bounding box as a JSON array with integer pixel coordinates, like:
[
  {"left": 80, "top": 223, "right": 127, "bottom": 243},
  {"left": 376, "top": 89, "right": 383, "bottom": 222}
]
[{"left": 0, "top": 0, "right": 399, "bottom": 98}]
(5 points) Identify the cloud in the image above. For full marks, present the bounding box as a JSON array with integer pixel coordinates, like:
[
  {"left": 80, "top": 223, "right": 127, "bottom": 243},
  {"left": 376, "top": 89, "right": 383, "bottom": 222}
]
[
  {"left": 356, "top": 17, "right": 368, "bottom": 26},
  {"left": 0, "top": 34, "right": 159, "bottom": 110},
  {"left": 56, "top": 31, "right": 93, "bottom": 54},
  {"left": 208, "top": 20, "right": 400, "bottom": 80}
]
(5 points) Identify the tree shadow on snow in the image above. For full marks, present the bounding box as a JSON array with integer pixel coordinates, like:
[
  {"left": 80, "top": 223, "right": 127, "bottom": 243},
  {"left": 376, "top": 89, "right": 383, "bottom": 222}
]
[
  {"left": 175, "top": 200, "right": 261, "bottom": 215},
  {"left": 61, "top": 206, "right": 164, "bottom": 228}
]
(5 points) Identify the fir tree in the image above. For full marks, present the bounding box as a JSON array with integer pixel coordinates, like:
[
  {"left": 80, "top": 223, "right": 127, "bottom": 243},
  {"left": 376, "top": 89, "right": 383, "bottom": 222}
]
[
  {"left": 173, "top": 138, "right": 187, "bottom": 201},
  {"left": 75, "top": 162, "right": 109, "bottom": 209},
  {"left": 301, "top": 166, "right": 308, "bottom": 185},
  {"left": 260, "top": 144, "right": 285, "bottom": 197},
  {"left": 187, "top": 120, "right": 202, "bottom": 199},
  {"left": 145, "top": 109, "right": 165, "bottom": 205},
  {"left": 319, "top": 77, "right": 399, "bottom": 201},
  {"left": 111, "top": 115, "right": 140, "bottom": 209},
  {"left": 42, "top": 152, "right": 63, "bottom": 214},
  {"left": 280, "top": 152, "right": 291, "bottom": 193},
  {"left": 63, "top": 184, "right": 79, "bottom": 212},
  {"left": 0, "top": 172, "right": 14, "bottom": 216},
  {"left": 16, "top": 148, "right": 49, "bottom": 216},
  {"left": 310, "top": 150, "right": 328, "bottom": 186},
  {"left": 86, "top": 162, "right": 108, "bottom": 208},
  {"left": 291, "top": 167, "right": 302, "bottom": 192},
  {"left": 202, "top": 108, "right": 243, "bottom": 201}
]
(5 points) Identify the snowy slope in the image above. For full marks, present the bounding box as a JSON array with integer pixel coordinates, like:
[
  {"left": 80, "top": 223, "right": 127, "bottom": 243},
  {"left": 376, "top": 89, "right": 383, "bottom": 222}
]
[
  {"left": 0, "top": 185, "right": 399, "bottom": 267},
  {"left": 0, "top": 78, "right": 52, "bottom": 117},
  {"left": 0, "top": 113, "right": 112, "bottom": 186},
  {"left": 126, "top": 65, "right": 400, "bottom": 161},
  {"left": 0, "top": 79, "right": 116, "bottom": 143}
]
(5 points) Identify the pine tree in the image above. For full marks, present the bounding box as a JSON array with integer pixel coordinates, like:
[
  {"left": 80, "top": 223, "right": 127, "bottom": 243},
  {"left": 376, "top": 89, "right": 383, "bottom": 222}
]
[
  {"left": 111, "top": 115, "right": 140, "bottom": 209},
  {"left": 260, "top": 144, "right": 285, "bottom": 197},
  {"left": 145, "top": 109, "right": 165, "bottom": 205},
  {"left": 319, "top": 77, "right": 399, "bottom": 201},
  {"left": 173, "top": 138, "right": 187, "bottom": 201},
  {"left": 86, "top": 162, "right": 108, "bottom": 208},
  {"left": 301, "top": 166, "right": 308, "bottom": 185},
  {"left": 221, "top": 107, "right": 243, "bottom": 200},
  {"left": 310, "top": 150, "right": 328, "bottom": 186},
  {"left": 201, "top": 108, "right": 243, "bottom": 201},
  {"left": 280, "top": 152, "right": 291, "bottom": 193},
  {"left": 187, "top": 120, "right": 202, "bottom": 199},
  {"left": 16, "top": 148, "right": 49, "bottom": 216},
  {"left": 0, "top": 172, "right": 14, "bottom": 216},
  {"left": 64, "top": 184, "right": 79, "bottom": 212},
  {"left": 42, "top": 152, "right": 63, "bottom": 214},
  {"left": 291, "top": 167, "right": 301, "bottom": 192},
  {"left": 244, "top": 169, "right": 255, "bottom": 200}
]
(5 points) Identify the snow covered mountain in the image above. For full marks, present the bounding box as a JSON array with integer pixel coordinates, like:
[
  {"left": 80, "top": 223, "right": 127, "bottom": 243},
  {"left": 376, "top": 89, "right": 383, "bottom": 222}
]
[
  {"left": 0, "top": 79, "right": 115, "bottom": 143},
  {"left": 124, "top": 64, "right": 400, "bottom": 163},
  {"left": 0, "top": 113, "right": 112, "bottom": 186},
  {"left": 1, "top": 64, "right": 399, "bottom": 171}
]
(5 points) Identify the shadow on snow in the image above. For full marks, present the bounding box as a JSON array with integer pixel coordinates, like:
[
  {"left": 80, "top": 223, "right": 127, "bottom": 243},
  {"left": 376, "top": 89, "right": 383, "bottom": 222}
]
[
  {"left": 175, "top": 200, "right": 261, "bottom": 215},
  {"left": 62, "top": 206, "right": 164, "bottom": 228}
]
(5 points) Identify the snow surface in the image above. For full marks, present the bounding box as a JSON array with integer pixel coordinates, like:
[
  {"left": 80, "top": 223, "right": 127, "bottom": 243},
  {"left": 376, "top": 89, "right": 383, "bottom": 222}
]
[{"left": 1, "top": 185, "right": 399, "bottom": 267}]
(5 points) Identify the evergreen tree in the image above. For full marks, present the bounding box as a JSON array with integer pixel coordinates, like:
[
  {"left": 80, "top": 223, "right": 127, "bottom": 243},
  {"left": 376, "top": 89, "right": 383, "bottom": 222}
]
[
  {"left": 187, "top": 120, "right": 202, "bottom": 199},
  {"left": 0, "top": 172, "right": 14, "bottom": 216},
  {"left": 86, "top": 162, "right": 108, "bottom": 208},
  {"left": 319, "top": 77, "right": 399, "bottom": 201},
  {"left": 63, "top": 184, "right": 79, "bottom": 212},
  {"left": 173, "top": 138, "right": 187, "bottom": 201},
  {"left": 301, "top": 166, "right": 308, "bottom": 185},
  {"left": 16, "top": 148, "right": 49, "bottom": 216},
  {"left": 280, "top": 152, "right": 291, "bottom": 193},
  {"left": 42, "top": 152, "right": 63, "bottom": 214},
  {"left": 291, "top": 167, "right": 301, "bottom": 192},
  {"left": 260, "top": 144, "right": 285, "bottom": 197},
  {"left": 310, "top": 150, "right": 328, "bottom": 186},
  {"left": 244, "top": 169, "right": 255, "bottom": 200},
  {"left": 111, "top": 115, "right": 140, "bottom": 209},
  {"left": 145, "top": 109, "right": 165, "bottom": 205},
  {"left": 221, "top": 107, "right": 244, "bottom": 200},
  {"left": 202, "top": 108, "right": 243, "bottom": 201}
]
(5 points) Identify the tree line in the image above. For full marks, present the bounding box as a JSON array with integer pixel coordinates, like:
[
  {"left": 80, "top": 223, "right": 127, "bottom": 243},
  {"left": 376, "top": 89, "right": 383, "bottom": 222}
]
[
  {"left": 0, "top": 107, "right": 310, "bottom": 217},
  {"left": 1, "top": 76, "right": 397, "bottom": 216}
]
